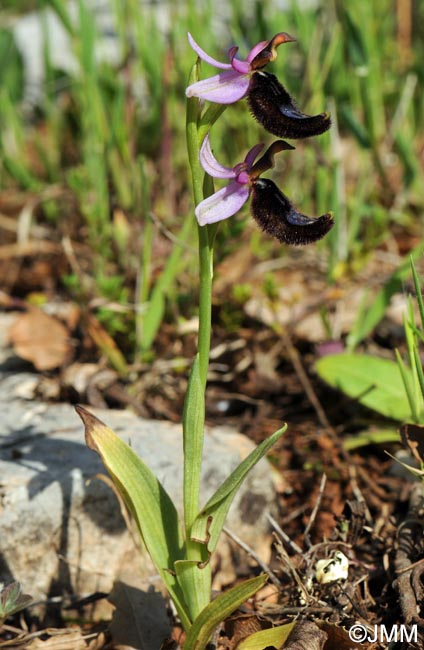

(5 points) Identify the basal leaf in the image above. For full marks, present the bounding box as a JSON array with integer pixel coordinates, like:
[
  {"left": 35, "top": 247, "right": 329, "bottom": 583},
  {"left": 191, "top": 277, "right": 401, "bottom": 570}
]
[
  {"left": 183, "top": 574, "right": 268, "bottom": 650},
  {"left": 174, "top": 558, "right": 211, "bottom": 622},
  {"left": 191, "top": 425, "right": 286, "bottom": 553},
  {"left": 237, "top": 623, "right": 296, "bottom": 650},
  {"left": 315, "top": 353, "right": 412, "bottom": 421},
  {"left": 183, "top": 354, "right": 205, "bottom": 531},
  {"left": 76, "top": 406, "right": 191, "bottom": 630}
]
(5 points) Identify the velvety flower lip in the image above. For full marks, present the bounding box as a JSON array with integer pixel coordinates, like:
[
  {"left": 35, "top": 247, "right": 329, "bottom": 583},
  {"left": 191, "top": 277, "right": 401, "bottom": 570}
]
[
  {"left": 186, "top": 32, "right": 296, "bottom": 104},
  {"left": 250, "top": 178, "right": 334, "bottom": 245},
  {"left": 195, "top": 136, "right": 334, "bottom": 245},
  {"left": 248, "top": 71, "right": 332, "bottom": 139}
]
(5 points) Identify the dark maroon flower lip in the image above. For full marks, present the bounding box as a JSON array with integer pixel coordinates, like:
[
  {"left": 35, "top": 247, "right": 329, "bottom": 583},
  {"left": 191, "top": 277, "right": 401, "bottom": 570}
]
[
  {"left": 195, "top": 136, "right": 334, "bottom": 246},
  {"left": 250, "top": 178, "right": 334, "bottom": 246},
  {"left": 247, "top": 71, "right": 331, "bottom": 139}
]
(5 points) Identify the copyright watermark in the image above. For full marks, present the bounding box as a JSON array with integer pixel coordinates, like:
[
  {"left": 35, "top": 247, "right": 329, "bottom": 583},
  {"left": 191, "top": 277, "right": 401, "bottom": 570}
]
[{"left": 348, "top": 623, "right": 417, "bottom": 644}]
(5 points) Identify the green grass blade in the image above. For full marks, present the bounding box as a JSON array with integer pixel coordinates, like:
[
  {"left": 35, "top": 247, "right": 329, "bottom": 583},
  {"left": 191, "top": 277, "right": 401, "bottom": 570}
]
[
  {"left": 411, "top": 259, "right": 424, "bottom": 331},
  {"left": 403, "top": 300, "right": 424, "bottom": 417},
  {"left": 413, "top": 345, "right": 424, "bottom": 407},
  {"left": 44, "top": 0, "right": 75, "bottom": 36},
  {"left": 138, "top": 213, "right": 194, "bottom": 353},
  {"left": 395, "top": 349, "right": 418, "bottom": 422},
  {"left": 75, "top": 406, "right": 191, "bottom": 629},
  {"left": 183, "top": 574, "right": 268, "bottom": 650},
  {"left": 191, "top": 425, "right": 286, "bottom": 554}
]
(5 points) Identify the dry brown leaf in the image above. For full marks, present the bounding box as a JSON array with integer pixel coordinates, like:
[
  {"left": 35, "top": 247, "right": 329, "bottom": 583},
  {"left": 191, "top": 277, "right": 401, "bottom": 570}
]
[
  {"left": 8, "top": 308, "right": 72, "bottom": 370},
  {"left": 317, "top": 621, "right": 372, "bottom": 649},
  {"left": 109, "top": 581, "right": 171, "bottom": 650}
]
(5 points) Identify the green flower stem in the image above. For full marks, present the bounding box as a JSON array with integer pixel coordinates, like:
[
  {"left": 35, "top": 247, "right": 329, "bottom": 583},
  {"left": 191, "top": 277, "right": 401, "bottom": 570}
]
[
  {"left": 183, "top": 64, "right": 227, "bottom": 619},
  {"left": 186, "top": 65, "right": 226, "bottom": 390}
]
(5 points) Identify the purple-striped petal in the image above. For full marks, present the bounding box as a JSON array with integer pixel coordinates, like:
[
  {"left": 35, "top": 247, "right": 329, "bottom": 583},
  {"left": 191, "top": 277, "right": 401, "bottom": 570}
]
[
  {"left": 185, "top": 69, "right": 250, "bottom": 103},
  {"left": 187, "top": 33, "right": 232, "bottom": 70},
  {"left": 199, "top": 135, "right": 236, "bottom": 178},
  {"left": 195, "top": 183, "right": 250, "bottom": 226}
]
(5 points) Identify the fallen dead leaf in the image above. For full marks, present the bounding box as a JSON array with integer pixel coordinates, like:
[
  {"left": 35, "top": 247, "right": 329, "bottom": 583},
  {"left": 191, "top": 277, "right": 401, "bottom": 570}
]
[{"left": 8, "top": 308, "right": 72, "bottom": 370}]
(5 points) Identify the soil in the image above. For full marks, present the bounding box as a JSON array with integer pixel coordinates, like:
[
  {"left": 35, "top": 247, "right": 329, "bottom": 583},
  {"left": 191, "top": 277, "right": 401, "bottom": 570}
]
[{"left": 1, "top": 216, "right": 424, "bottom": 649}]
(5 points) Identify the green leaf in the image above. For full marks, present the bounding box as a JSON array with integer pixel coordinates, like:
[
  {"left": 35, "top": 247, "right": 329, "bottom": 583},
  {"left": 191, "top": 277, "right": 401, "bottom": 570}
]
[
  {"left": 315, "top": 354, "right": 412, "bottom": 421},
  {"left": 395, "top": 349, "right": 419, "bottom": 423},
  {"left": 181, "top": 354, "right": 211, "bottom": 619},
  {"left": 174, "top": 559, "right": 210, "bottom": 623},
  {"left": 343, "top": 428, "right": 400, "bottom": 450},
  {"left": 237, "top": 623, "right": 296, "bottom": 650},
  {"left": 183, "top": 574, "right": 268, "bottom": 650},
  {"left": 183, "top": 354, "right": 205, "bottom": 531},
  {"left": 191, "top": 425, "right": 287, "bottom": 553},
  {"left": 411, "top": 259, "right": 424, "bottom": 331},
  {"left": 75, "top": 406, "right": 191, "bottom": 630},
  {"left": 139, "top": 213, "right": 194, "bottom": 353}
]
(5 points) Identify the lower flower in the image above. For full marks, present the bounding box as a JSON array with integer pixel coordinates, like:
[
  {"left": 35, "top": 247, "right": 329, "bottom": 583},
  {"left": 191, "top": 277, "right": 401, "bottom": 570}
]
[{"left": 196, "top": 135, "right": 334, "bottom": 246}]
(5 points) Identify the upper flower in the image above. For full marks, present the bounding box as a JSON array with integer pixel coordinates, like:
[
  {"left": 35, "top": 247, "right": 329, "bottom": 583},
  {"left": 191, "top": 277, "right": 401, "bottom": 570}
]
[
  {"left": 186, "top": 33, "right": 331, "bottom": 139},
  {"left": 196, "top": 135, "right": 334, "bottom": 245},
  {"left": 185, "top": 32, "right": 296, "bottom": 104}
]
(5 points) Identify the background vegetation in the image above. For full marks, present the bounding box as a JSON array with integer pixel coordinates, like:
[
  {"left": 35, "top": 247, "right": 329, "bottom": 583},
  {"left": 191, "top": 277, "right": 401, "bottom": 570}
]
[{"left": 1, "top": 0, "right": 423, "bottom": 365}]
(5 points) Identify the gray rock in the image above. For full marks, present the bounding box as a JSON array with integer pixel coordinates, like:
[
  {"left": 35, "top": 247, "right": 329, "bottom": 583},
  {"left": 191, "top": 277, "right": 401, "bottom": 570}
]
[{"left": 0, "top": 372, "right": 279, "bottom": 602}]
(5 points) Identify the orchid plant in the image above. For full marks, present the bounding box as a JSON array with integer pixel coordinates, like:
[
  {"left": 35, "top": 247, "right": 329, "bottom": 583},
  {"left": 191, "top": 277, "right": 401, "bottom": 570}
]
[{"left": 77, "top": 31, "right": 334, "bottom": 650}]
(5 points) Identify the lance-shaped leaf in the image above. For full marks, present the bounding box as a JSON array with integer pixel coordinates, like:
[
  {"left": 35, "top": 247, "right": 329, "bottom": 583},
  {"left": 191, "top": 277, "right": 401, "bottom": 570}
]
[
  {"left": 183, "top": 354, "right": 205, "bottom": 532},
  {"left": 251, "top": 178, "right": 334, "bottom": 246},
  {"left": 76, "top": 406, "right": 191, "bottom": 630},
  {"left": 181, "top": 356, "right": 212, "bottom": 619},
  {"left": 248, "top": 71, "right": 331, "bottom": 139},
  {"left": 237, "top": 622, "right": 296, "bottom": 650},
  {"left": 190, "top": 425, "right": 286, "bottom": 553},
  {"left": 183, "top": 574, "right": 268, "bottom": 650}
]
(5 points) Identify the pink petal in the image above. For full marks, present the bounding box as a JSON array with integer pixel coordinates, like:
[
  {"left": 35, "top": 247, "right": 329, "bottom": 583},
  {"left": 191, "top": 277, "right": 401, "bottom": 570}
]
[
  {"left": 187, "top": 33, "right": 232, "bottom": 70},
  {"left": 195, "top": 183, "right": 250, "bottom": 226},
  {"left": 228, "top": 47, "right": 250, "bottom": 74},
  {"left": 185, "top": 70, "right": 250, "bottom": 103},
  {"left": 244, "top": 142, "right": 265, "bottom": 169},
  {"left": 247, "top": 40, "right": 269, "bottom": 62},
  {"left": 200, "top": 135, "right": 237, "bottom": 178}
]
